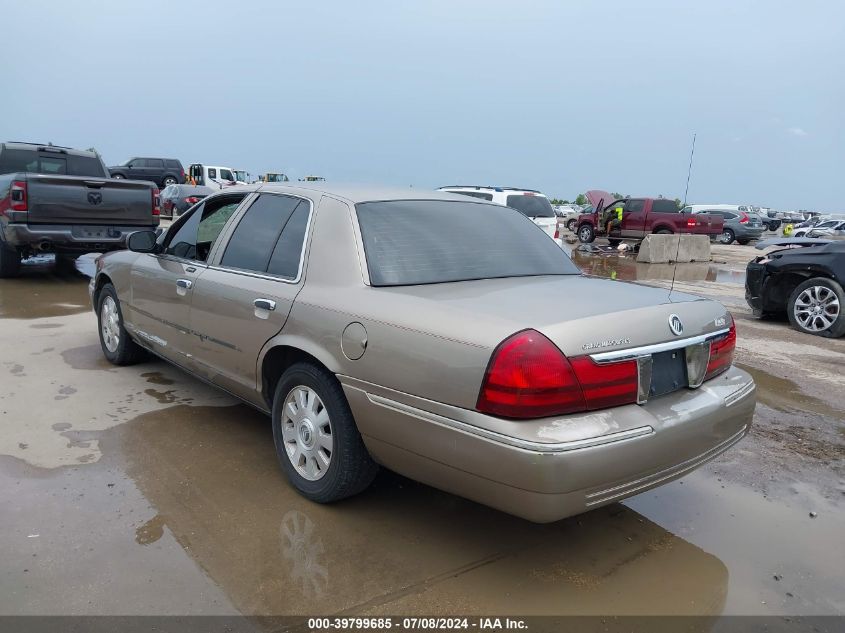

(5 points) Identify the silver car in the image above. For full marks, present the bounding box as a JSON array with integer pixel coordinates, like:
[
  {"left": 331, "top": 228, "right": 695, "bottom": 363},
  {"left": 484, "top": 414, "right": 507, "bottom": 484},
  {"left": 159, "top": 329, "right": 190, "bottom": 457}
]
[{"left": 89, "top": 184, "right": 756, "bottom": 522}]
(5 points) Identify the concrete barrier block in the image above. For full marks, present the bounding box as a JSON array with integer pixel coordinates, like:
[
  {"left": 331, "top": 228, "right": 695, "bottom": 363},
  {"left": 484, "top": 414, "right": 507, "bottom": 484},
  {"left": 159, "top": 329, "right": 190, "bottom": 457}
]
[{"left": 636, "top": 234, "right": 711, "bottom": 263}]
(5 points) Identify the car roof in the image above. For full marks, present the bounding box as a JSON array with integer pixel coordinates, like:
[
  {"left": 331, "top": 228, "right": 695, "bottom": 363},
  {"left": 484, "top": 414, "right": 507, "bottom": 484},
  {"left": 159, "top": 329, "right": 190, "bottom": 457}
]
[
  {"left": 438, "top": 185, "right": 544, "bottom": 195},
  {"left": 231, "top": 183, "right": 489, "bottom": 204},
  {"left": 1, "top": 141, "right": 98, "bottom": 158}
]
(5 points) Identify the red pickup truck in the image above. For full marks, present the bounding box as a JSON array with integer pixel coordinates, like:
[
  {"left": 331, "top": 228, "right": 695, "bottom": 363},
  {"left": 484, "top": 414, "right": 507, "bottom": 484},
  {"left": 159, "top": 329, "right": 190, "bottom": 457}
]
[{"left": 576, "top": 190, "right": 723, "bottom": 245}]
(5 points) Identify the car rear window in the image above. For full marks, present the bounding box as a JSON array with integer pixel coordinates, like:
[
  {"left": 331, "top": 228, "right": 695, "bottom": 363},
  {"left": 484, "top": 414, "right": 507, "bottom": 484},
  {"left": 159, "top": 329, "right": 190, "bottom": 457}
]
[
  {"left": 447, "top": 190, "right": 494, "bottom": 201},
  {"left": 356, "top": 200, "right": 578, "bottom": 286},
  {"left": 505, "top": 194, "right": 555, "bottom": 218}
]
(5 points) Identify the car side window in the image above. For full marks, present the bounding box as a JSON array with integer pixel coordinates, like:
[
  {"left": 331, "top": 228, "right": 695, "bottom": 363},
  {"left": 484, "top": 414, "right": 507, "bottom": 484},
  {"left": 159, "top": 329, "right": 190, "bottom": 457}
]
[
  {"left": 147, "top": 158, "right": 164, "bottom": 169},
  {"left": 164, "top": 194, "right": 246, "bottom": 262},
  {"left": 220, "top": 168, "right": 234, "bottom": 181},
  {"left": 220, "top": 194, "right": 310, "bottom": 278},
  {"left": 625, "top": 199, "right": 645, "bottom": 213},
  {"left": 208, "top": 168, "right": 217, "bottom": 179}
]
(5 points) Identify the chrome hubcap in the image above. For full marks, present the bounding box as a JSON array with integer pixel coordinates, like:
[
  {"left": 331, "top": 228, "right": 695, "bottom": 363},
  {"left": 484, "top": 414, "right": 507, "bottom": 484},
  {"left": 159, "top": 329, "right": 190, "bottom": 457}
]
[
  {"left": 281, "top": 386, "right": 333, "bottom": 481},
  {"left": 100, "top": 296, "right": 120, "bottom": 353},
  {"left": 794, "top": 286, "right": 840, "bottom": 332}
]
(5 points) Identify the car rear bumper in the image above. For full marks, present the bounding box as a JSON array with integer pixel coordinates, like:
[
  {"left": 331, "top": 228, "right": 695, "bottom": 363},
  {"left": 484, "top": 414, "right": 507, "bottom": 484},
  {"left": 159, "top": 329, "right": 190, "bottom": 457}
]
[
  {"left": 341, "top": 366, "right": 756, "bottom": 523},
  {"left": 736, "top": 226, "right": 765, "bottom": 240},
  {"left": 2, "top": 223, "right": 155, "bottom": 253}
]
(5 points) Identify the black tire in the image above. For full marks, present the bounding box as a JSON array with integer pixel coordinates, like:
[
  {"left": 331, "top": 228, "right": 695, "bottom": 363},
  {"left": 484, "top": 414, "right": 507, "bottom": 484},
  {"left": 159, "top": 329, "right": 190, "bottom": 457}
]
[
  {"left": 787, "top": 278, "right": 845, "bottom": 338},
  {"left": 96, "top": 283, "right": 147, "bottom": 365},
  {"left": 0, "top": 243, "right": 21, "bottom": 278},
  {"left": 578, "top": 223, "right": 596, "bottom": 243},
  {"left": 719, "top": 229, "right": 735, "bottom": 244},
  {"left": 111, "top": 173, "right": 125, "bottom": 179},
  {"left": 54, "top": 254, "right": 79, "bottom": 273},
  {"left": 272, "top": 362, "right": 378, "bottom": 503},
  {"left": 655, "top": 228, "right": 673, "bottom": 235},
  {"left": 163, "top": 176, "right": 177, "bottom": 186},
  {"left": 737, "top": 238, "right": 751, "bottom": 245},
  {"left": 608, "top": 238, "right": 622, "bottom": 247},
  {"left": 566, "top": 218, "right": 577, "bottom": 232}
]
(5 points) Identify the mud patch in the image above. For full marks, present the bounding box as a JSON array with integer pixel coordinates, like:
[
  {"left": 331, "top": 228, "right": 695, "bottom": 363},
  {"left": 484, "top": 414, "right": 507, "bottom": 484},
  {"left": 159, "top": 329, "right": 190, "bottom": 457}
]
[
  {"left": 136, "top": 514, "right": 166, "bottom": 546},
  {"left": 54, "top": 385, "right": 78, "bottom": 401},
  {"left": 144, "top": 388, "right": 178, "bottom": 404}
]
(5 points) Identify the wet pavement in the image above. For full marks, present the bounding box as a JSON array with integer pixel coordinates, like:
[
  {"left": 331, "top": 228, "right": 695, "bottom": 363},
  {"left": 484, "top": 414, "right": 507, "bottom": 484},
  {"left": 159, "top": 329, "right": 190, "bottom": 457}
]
[{"left": 0, "top": 252, "right": 843, "bottom": 617}]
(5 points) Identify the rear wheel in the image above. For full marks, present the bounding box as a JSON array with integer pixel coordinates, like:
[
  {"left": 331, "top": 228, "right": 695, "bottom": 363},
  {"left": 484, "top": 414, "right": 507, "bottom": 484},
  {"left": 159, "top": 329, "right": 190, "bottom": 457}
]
[
  {"left": 272, "top": 362, "right": 378, "bottom": 503},
  {"left": 655, "top": 228, "right": 673, "bottom": 235},
  {"left": 737, "top": 238, "right": 751, "bottom": 245},
  {"left": 719, "top": 229, "right": 735, "bottom": 244},
  {"left": 0, "top": 243, "right": 21, "bottom": 278},
  {"left": 163, "top": 176, "right": 177, "bottom": 186},
  {"left": 787, "top": 278, "right": 845, "bottom": 338},
  {"left": 97, "top": 284, "right": 147, "bottom": 365},
  {"left": 578, "top": 224, "right": 596, "bottom": 243}
]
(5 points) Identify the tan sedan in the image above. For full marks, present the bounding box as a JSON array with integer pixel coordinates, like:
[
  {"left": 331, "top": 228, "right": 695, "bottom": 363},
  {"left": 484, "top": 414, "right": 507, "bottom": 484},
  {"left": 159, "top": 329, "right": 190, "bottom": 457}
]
[{"left": 90, "top": 184, "right": 756, "bottom": 522}]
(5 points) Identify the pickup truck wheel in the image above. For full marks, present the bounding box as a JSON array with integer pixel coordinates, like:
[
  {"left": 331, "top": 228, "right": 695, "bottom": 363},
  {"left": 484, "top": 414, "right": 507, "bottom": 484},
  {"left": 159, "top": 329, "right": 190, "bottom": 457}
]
[
  {"left": 96, "top": 284, "right": 147, "bottom": 365},
  {"left": 566, "top": 219, "right": 577, "bottom": 232},
  {"left": 578, "top": 224, "right": 596, "bottom": 243},
  {"left": 272, "top": 362, "right": 378, "bottom": 503},
  {"left": 655, "top": 229, "right": 673, "bottom": 235},
  {"left": 719, "top": 229, "right": 735, "bottom": 244},
  {"left": 0, "top": 244, "right": 21, "bottom": 278},
  {"left": 787, "top": 278, "right": 845, "bottom": 338}
]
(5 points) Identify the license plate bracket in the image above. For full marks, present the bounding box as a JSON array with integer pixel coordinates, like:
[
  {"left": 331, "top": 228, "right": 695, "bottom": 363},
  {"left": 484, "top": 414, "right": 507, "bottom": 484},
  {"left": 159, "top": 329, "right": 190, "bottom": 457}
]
[{"left": 649, "top": 349, "right": 688, "bottom": 398}]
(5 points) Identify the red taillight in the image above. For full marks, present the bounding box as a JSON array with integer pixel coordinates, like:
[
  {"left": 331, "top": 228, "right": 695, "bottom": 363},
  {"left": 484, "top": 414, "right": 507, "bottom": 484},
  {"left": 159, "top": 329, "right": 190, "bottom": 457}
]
[
  {"left": 152, "top": 188, "right": 160, "bottom": 216},
  {"left": 477, "top": 330, "right": 586, "bottom": 419},
  {"left": 739, "top": 212, "right": 749, "bottom": 224},
  {"left": 185, "top": 196, "right": 200, "bottom": 204},
  {"left": 569, "top": 356, "right": 639, "bottom": 410},
  {"left": 705, "top": 322, "right": 736, "bottom": 381},
  {"left": 686, "top": 217, "right": 697, "bottom": 228},
  {"left": 11, "top": 180, "right": 27, "bottom": 212}
]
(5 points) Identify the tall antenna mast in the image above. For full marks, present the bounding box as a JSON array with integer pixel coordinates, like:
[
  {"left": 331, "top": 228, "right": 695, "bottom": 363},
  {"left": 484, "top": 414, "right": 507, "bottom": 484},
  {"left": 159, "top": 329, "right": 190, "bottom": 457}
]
[{"left": 670, "top": 133, "right": 697, "bottom": 298}]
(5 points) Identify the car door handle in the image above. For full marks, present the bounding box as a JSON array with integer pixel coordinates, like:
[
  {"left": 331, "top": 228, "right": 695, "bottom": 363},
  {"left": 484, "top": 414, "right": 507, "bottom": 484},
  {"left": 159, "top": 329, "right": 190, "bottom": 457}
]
[
  {"left": 176, "top": 279, "right": 193, "bottom": 289},
  {"left": 254, "top": 298, "right": 276, "bottom": 311}
]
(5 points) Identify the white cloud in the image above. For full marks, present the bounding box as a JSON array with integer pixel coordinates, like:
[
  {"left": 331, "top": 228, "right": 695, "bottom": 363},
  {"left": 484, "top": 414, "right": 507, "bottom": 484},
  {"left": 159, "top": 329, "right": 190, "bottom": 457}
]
[{"left": 786, "top": 127, "right": 808, "bottom": 137}]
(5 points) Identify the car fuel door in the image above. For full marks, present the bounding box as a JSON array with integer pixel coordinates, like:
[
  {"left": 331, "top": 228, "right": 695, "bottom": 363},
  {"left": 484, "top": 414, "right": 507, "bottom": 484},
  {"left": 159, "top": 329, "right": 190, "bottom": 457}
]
[{"left": 186, "top": 193, "right": 313, "bottom": 404}]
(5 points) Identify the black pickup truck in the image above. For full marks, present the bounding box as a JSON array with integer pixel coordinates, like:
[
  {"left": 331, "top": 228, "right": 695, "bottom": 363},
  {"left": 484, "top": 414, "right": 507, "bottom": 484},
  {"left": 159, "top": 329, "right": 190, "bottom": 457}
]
[{"left": 0, "top": 142, "right": 160, "bottom": 277}]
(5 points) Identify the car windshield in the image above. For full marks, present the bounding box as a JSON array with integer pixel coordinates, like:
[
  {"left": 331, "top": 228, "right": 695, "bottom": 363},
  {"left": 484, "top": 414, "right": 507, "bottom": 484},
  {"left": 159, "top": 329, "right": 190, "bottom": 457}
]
[
  {"left": 234, "top": 171, "right": 247, "bottom": 181},
  {"left": 504, "top": 194, "right": 555, "bottom": 218},
  {"left": 356, "top": 199, "right": 579, "bottom": 286},
  {"left": 266, "top": 173, "right": 288, "bottom": 182}
]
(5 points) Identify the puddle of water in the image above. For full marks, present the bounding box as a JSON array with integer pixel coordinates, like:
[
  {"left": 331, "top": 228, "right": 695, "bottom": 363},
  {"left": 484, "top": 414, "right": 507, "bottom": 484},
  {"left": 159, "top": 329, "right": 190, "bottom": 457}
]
[
  {"left": 105, "top": 403, "right": 732, "bottom": 616},
  {"left": 0, "top": 255, "right": 92, "bottom": 319},
  {"left": 569, "top": 247, "right": 746, "bottom": 285},
  {"left": 737, "top": 363, "right": 844, "bottom": 419}
]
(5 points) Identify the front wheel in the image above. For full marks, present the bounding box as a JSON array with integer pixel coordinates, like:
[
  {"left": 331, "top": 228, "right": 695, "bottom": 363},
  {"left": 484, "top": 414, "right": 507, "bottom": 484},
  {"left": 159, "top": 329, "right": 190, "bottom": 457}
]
[
  {"left": 578, "top": 224, "right": 596, "bottom": 243},
  {"left": 163, "top": 176, "right": 177, "bottom": 186},
  {"left": 111, "top": 173, "right": 125, "bottom": 179},
  {"left": 566, "top": 218, "right": 577, "bottom": 232},
  {"left": 719, "top": 229, "right": 735, "bottom": 244},
  {"left": 272, "top": 362, "right": 378, "bottom": 503},
  {"left": 0, "top": 243, "right": 21, "bottom": 278},
  {"left": 787, "top": 278, "right": 845, "bottom": 338},
  {"left": 96, "top": 284, "right": 147, "bottom": 365}
]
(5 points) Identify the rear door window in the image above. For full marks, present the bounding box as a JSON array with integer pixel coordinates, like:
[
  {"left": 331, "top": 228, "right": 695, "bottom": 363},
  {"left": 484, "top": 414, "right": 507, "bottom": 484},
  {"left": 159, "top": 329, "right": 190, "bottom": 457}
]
[
  {"left": 651, "top": 199, "right": 680, "bottom": 213},
  {"left": 208, "top": 168, "right": 217, "bottom": 179},
  {"left": 146, "top": 159, "right": 164, "bottom": 169}
]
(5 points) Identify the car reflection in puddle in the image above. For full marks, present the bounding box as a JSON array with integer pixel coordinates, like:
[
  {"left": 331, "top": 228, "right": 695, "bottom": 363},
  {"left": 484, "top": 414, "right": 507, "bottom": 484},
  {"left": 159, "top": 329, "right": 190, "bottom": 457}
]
[
  {"left": 569, "top": 246, "right": 745, "bottom": 285},
  {"left": 0, "top": 254, "right": 98, "bottom": 319},
  {"left": 114, "top": 403, "right": 728, "bottom": 616}
]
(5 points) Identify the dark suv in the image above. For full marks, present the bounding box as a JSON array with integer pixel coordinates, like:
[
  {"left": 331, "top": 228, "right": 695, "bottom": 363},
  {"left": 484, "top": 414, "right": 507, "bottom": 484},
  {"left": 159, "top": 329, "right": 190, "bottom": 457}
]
[{"left": 108, "top": 157, "right": 185, "bottom": 187}]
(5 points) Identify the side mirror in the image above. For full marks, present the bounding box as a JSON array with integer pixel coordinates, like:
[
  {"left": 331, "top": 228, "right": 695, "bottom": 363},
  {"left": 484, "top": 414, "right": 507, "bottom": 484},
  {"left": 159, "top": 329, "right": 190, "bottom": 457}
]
[{"left": 128, "top": 230, "right": 159, "bottom": 253}]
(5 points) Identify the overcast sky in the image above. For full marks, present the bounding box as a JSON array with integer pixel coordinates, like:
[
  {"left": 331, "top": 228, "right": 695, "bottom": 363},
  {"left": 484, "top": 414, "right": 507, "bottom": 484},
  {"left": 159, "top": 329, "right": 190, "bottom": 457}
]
[{"left": 4, "top": 0, "right": 842, "bottom": 210}]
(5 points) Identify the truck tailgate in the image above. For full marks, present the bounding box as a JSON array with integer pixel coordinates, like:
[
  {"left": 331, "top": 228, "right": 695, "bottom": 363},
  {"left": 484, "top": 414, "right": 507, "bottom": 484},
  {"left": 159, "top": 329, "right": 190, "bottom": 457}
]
[{"left": 24, "top": 175, "right": 155, "bottom": 226}]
